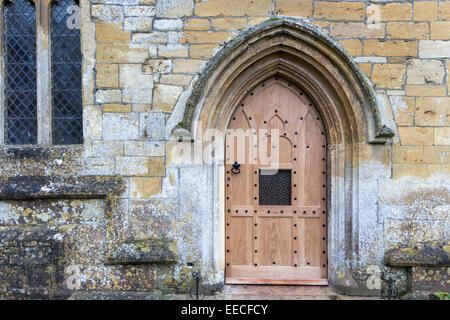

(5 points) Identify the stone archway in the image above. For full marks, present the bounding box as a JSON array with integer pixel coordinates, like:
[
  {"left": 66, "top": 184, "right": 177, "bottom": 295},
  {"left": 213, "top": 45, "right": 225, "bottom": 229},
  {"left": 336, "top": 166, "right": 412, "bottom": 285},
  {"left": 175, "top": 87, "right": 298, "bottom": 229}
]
[{"left": 167, "top": 18, "right": 395, "bottom": 294}]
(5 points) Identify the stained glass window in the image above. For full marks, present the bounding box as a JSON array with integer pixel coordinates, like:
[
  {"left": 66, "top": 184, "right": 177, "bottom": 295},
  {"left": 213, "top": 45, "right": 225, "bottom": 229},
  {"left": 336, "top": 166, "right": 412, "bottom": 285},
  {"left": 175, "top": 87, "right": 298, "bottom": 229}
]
[
  {"left": 51, "top": 0, "right": 82, "bottom": 144},
  {"left": 3, "top": 0, "right": 37, "bottom": 145}
]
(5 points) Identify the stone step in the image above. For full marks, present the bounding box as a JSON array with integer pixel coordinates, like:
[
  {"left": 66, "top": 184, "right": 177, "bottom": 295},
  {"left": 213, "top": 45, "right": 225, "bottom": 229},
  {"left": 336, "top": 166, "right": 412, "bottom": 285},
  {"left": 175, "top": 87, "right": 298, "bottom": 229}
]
[{"left": 224, "top": 285, "right": 336, "bottom": 296}]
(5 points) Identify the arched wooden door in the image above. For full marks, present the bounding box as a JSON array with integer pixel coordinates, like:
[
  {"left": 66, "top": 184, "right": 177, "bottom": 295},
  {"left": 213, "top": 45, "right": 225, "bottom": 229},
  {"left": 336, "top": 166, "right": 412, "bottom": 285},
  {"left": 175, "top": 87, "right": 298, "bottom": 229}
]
[{"left": 225, "top": 77, "right": 327, "bottom": 285}]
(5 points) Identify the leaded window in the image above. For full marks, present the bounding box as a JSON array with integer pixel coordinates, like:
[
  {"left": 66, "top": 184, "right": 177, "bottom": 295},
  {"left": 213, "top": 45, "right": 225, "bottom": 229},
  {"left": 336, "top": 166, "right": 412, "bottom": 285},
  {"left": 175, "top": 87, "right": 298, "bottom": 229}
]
[
  {"left": 1, "top": 0, "right": 82, "bottom": 145},
  {"left": 3, "top": 0, "right": 37, "bottom": 145},
  {"left": 51, "top": 0, "right": 82, "bottom": 144}
]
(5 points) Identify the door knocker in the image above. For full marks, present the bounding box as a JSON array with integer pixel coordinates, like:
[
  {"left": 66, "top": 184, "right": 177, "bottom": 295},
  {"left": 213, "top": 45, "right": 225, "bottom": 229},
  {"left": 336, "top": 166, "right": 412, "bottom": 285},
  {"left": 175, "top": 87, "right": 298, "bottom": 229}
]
[{"left": 231, "top": 162, "right": 241, "bottom": 174}]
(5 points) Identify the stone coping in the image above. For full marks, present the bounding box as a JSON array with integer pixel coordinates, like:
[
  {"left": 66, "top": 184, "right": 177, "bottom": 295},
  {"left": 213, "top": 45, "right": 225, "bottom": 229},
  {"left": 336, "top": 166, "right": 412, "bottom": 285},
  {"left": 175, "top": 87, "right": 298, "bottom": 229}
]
[{"left": 384, "top": 242, "right": 450, "bottom": 267}]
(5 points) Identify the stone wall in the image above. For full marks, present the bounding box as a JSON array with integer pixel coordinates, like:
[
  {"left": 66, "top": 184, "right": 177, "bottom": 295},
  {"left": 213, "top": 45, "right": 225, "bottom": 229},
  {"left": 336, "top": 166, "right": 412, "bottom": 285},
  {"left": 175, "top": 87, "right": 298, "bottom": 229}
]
[{"left": 0, "top": 0, "right": 449, "bottom": 299}]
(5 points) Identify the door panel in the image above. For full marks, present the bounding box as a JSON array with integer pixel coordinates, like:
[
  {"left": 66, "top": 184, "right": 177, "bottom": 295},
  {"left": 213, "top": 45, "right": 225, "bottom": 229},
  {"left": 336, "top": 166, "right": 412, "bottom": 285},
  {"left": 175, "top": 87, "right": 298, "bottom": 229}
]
[{"left": 225, "top": 77, "right": 327, "bottom": 284}]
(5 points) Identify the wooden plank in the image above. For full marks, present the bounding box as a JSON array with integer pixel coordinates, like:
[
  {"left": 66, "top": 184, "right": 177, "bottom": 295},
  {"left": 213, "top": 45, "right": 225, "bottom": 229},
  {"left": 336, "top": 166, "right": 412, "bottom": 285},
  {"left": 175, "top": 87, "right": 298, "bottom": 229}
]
[{"left": 228, "top": 266, "right": 323, "bottom": 279}]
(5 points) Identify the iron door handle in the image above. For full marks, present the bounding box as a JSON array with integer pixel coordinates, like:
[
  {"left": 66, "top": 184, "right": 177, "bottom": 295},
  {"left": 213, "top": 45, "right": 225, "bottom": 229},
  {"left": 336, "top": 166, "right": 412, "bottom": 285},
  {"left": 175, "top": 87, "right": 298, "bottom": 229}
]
[{"left": 231, "top": 162, "right": 241, "bottom": 174}]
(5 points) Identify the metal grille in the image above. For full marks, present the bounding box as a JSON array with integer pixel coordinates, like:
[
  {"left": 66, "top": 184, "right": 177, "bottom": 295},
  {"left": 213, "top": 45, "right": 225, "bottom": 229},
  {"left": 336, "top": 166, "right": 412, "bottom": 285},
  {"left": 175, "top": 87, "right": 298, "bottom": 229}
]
[
  {"left": 259, "top": 169, "right": 292, "bottom": 206},
  {"left": 4, "top": 0, "right": 37, "bottom": 145},
  {"left": 51, "top": 0, "right": 82, "bottom": 144}
]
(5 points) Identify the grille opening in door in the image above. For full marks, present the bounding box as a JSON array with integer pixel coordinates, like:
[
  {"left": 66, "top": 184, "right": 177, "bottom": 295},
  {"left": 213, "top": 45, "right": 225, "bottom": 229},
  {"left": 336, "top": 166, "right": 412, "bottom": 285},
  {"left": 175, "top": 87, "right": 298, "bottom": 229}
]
[{"left": 259, "top": 169, "right": 292, "bottom": 206}]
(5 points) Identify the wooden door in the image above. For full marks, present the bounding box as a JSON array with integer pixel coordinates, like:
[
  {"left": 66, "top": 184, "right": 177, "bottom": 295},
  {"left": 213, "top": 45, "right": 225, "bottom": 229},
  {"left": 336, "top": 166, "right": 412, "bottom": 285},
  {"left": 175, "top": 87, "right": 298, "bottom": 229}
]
[{"left": 225, "top": 77, "right": 327, "bottom": 285}]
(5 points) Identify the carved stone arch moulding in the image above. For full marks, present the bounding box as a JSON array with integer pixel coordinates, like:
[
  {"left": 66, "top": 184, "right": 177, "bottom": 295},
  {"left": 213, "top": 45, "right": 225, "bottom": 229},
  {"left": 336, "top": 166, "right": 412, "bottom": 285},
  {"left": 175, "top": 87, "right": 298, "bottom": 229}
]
[
  {"left": 174, "top": 18, "right": 394, "bottom": 145},
  {"left": 168, "top": 18, "right": 395, "bottom": 293}
]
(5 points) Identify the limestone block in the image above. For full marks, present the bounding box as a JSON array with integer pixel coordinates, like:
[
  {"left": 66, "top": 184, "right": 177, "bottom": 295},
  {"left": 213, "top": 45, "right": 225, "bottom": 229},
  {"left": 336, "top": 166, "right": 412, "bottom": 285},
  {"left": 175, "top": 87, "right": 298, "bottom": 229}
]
[
  {"left": 273, "top": 0, "right": 312, "bottom": 18},
  {"left": 157, "top": 44, "right": 189, "bottom": 58},
  {"left": 96, "top": 64, "right": 119, "bottom": 88},
  {"left": 194, "top": 0, "right": 271, "bottom": 16},
  {"left": 407, "top": 59, "right": 445, "bottom": 85},
  {"left": 103, "top": 104, "right": 132, "bottom": 113},
  {"left": 338, "top": 39, "right": 362, "bottom": 56},
  {"left": 143, "top": 59, "right": 172, "bottom": 74},
  {"left": 95, "top": 89, "right": 121, "bottom": 104},
  {"left": 439, "top": 2, "right": 450, "bottom": 20},
  {"left": 211, "top": 18, "right": 248, "bottom": 30},
  {"left": 103, "top": 113, "right": 140, "bottom": 140},
  {"left": 96, "top": 22, "right": 131, "bottom": 43},
  {"left": 434, "top": 127, "right": 450, "bottom": 145},
  {"left": 124, "top": 17, "right": 153, "bottom": 31},
  {"left": 144, "top": 112, "right": 166, "bottom": 141},
  {"left": 124, "top": 6, "right": 156, "bottom": 17},
  {"left": 130, "top": 177, "right": 162, "bottom": 198},
  {"left": 149, "top": 157, "right": 165, "bottom": 177},
  {"left": 119, "top": 64, "right": 154, "bottom": 89},
  {"left": 115, "top": 157, "right": 150, "bottom": 176},
  {"left": 398, "top": 127, "right": 434, "bottom": 145},
  {"left": 154, "top": 19, "right": 183, "bottom": 30},
  {"left": 415, "top": 97, "right": 450, "bottom": 127},
  {"left": 330, "top": 22, "right": 385, "bottom": 39},
  {"left": 189, "top": 44, "right": 219, "bottom": 58},
  {"left": 184, "top": 18, "right": 211, "bottom": 30},
  {"left": 156, "top": 0, "right": 193, "bottom": 18},
  {"left": 124, "top": 141, "right": 165, "bottom": 157},
  {"left": 372, "top": 64, "right": 406, "bottom": 89},
  {"left": 153, "top": 84, "right": 183, "bottom": 112},
  {"left": 405, "top": 85, "right": 446, "bottom": 97},
  {"left": 364, "top": 40, "right": 417, "bottom": 57},
  {"left": 172, "top": 59, "right": 205, "bottom": 73},
  {"left": 97, "top": 43, "right": 148, "bottom": 63},
  {"left": 392, "top": 145, "right": 424, "bottom": 164},
  {"left": 419, "top": 41, "right": 450, "bottom": 58},
  {"left": 367, "top": 3, "right": 412, "bottom": 21},
  {"left": 132, "top": 32, "right": 167, "bottom": 43},
  {"left": 389, "top": 96, "right": 415, "bottom": 126},
  {"left": 180, "top": 31, "right": 235, "bottom": 44},
  {"left": 386, "top": 22, "right": 429, "bottom": 40},
  {"left": 314, "top": 1, "right": 365, "bottom": 21},
  {"left": 430, "top": 21, "right": 450, "bottom": 40},
  {"left": 123, "top": 88, "right": 153, "bottom": 104},
  {"left": 92, "top": 5, "right": 124, "bottom": 21},
  {"left": 413, "top": 2, "right": 438, "bottom": 21}
]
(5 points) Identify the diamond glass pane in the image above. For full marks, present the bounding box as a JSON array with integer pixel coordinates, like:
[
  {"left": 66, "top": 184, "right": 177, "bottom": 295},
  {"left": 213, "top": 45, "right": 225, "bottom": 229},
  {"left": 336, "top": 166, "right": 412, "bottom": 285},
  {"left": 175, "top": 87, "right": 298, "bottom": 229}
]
[
  {"left": 51, "top": 0, "right": 82, "bottom": 145},
  {"left": 3, "top": 0, "right": 37, "bottom": 145},
  {"left": 259, "top": 169, "right": 292, "bottom": 206}
]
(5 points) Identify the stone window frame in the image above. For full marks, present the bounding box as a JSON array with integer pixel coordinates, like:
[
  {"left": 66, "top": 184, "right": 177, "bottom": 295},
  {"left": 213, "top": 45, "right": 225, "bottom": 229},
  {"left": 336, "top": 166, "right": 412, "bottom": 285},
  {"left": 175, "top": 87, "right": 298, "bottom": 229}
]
[{"left": 0, "top": 0, "right": 82, "bottom": 146}]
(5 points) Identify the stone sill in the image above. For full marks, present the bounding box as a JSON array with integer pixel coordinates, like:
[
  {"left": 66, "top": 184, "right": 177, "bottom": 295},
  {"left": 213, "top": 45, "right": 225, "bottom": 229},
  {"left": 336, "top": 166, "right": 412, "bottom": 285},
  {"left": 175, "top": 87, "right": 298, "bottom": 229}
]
[
  {"left": 0, "top": 176, "right": 123, "bottom": 201},
  {"left": 106, "top": 239, "right": 177, "bottom": 265},
  {"left": 384, "top": 242, "right": 450, "bottom": 267},
  {"left": 0, "top": 145, "right": 83, "bottom": 159}
]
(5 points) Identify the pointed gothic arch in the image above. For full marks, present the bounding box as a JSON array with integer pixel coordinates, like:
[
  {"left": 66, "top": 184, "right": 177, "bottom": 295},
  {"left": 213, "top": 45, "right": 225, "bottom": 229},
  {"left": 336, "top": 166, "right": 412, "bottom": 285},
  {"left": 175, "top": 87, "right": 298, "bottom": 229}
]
[{"left": 168, "top": 18, "right": 395, "bottom": 294}]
